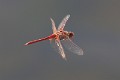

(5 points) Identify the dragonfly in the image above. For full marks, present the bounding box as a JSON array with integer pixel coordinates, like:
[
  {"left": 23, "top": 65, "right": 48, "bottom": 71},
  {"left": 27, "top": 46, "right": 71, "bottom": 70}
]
[{"left": 25, "top": 15, "right": 83, "bottom": 60}]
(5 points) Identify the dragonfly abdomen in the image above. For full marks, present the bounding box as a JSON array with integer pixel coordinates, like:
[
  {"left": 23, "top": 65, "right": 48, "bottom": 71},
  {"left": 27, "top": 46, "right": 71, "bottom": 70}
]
[{"left": 25, "top": 34, "right": 56, "bottom": 45}]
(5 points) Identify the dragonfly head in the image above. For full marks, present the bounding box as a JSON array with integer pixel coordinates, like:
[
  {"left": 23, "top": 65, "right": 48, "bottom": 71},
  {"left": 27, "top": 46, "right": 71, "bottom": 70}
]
[
  {"left": 68, "top": 32, "right": 74, "bottom": 38},
  {"left": 59, "top": 31, "right": 74, "bottom": 40}
]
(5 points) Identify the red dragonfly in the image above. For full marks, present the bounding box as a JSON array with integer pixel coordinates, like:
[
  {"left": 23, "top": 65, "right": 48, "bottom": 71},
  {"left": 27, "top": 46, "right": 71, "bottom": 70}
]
[{"left": 25, "top": 15, "right": 83, "bottom": 60}]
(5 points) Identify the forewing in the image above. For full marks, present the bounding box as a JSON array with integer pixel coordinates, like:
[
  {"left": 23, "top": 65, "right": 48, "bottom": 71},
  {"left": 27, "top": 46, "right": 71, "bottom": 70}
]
[
  {"left": 61, "top": 38, "right": 83, "bottom": 55},
  {"left": 50, "top": 18, "right": 57, "bottom": 33},
  {"left": 58, "top": 15, "right": 70, "bottom": 31},
  {"left": 50, "top": 39, "right": 66, "bottom": 60}
]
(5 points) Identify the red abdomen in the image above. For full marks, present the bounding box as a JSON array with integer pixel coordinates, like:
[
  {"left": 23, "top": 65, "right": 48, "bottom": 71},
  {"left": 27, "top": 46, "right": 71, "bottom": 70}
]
[{"left": 25, "top": 34, "right": 56, "bottom": 45}]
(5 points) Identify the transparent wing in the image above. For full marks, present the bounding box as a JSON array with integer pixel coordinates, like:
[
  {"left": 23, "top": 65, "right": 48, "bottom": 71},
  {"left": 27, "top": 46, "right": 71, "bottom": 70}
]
[
  {"left": 50, "top": 39, "right": 66, "bottom": 60},
  {"left": 61, "top": 38, "right": 83, "bottom": 55},
  {"left": 50, "top": 18, "right": 57, "bottom": 33},
  {"left": 58, "top": 15, "right": 70, "bottom": 31}
]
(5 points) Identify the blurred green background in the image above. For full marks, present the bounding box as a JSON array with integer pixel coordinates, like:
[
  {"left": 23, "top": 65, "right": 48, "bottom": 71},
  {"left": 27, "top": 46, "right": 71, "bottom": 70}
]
[{"left": 0, "top": 0, "right": 120, "bottom": 80}]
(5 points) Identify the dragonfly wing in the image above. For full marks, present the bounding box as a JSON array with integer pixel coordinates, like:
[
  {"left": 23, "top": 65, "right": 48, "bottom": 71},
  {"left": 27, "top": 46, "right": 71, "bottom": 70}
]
[
  {"left": 58, "top": 15, "right": 70, "bottom": 31},
  {"left": 50, "top": 39, "right": 66, "bottom": 60},
  {"left": 50, "top": 18, "right": 57, "bottom": 33},
  {"left": 61, "top": 38, "right": 83, "bottom": 55}
]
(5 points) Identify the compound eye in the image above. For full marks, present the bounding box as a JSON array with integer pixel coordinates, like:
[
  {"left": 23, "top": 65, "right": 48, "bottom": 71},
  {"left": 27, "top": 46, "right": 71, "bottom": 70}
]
[
  {"left": 69, "top": 32, "right": 74, "bottom": 38},
  {"left": 60, "top": 30, "right": 62, "bottom": 32}
]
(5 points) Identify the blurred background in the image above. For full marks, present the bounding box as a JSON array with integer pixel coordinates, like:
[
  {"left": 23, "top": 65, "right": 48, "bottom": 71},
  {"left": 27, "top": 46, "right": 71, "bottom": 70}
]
[{"left": 0, "top": 0, "right": 120, "bottom": 80}]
